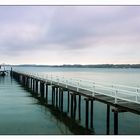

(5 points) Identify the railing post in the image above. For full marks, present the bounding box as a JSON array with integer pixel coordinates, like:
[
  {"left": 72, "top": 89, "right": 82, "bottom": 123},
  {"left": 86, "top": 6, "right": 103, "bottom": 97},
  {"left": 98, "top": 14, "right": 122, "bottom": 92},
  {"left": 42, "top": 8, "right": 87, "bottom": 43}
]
[{"left": 66, "top": 80, "right": 68, "bottom": 88}]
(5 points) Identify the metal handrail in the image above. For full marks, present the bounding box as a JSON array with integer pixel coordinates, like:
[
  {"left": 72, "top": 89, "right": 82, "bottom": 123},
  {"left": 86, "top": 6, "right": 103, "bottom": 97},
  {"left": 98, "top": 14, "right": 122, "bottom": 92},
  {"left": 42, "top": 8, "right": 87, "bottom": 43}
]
[{"left": 13, "top": 70, "right": 140, "bottom": 104}]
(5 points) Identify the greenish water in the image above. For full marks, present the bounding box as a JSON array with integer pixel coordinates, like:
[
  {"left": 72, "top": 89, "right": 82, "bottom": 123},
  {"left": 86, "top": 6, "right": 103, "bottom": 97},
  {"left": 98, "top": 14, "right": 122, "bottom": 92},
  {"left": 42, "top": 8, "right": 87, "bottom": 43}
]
[
  {"left": 0, "top": 76, "right": 72, "bottom": 135},
  {"left": 1, "top": 67, "right": 140, "bottom": 134}
]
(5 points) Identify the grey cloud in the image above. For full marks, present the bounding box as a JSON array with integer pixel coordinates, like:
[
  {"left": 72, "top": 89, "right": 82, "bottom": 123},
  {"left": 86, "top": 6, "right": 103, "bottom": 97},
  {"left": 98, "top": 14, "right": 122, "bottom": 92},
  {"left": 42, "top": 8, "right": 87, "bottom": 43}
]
[
  {"left": 44, "top": 6, "right": 140, "bottom": 46},
  {"left": 0, "top": 6, "right": 140, "bottom": 64}
]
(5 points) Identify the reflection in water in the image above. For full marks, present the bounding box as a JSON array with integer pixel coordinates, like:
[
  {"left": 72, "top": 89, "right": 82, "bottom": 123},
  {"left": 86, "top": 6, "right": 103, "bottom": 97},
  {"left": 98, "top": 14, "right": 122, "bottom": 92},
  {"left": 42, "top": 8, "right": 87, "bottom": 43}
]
[
  {"left": 0, "top": 76, "right": 5, "bottom": 83},
  {"left": 32, "top": 94, "right": 93, "bottom": 135}
]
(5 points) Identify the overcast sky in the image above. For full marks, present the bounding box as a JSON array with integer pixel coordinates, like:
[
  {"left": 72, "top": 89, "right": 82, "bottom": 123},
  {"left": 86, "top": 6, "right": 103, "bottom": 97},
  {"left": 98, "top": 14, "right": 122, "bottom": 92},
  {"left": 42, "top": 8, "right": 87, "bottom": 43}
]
[{"left": 0, "top": 6, "right": 140, "bottom": 65}]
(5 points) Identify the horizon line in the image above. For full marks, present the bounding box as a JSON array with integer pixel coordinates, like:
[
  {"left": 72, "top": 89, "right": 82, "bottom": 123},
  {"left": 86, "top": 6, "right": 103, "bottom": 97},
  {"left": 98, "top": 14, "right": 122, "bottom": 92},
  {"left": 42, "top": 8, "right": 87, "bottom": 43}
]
[{"left": 2, "top": 63, "right": 140, "bottom": 66}]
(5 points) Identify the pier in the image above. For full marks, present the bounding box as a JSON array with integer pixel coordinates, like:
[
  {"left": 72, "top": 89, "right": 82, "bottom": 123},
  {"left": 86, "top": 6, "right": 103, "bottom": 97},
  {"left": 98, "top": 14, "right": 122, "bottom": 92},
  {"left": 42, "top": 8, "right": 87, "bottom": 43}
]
[{"left": 11, "top": 70, "right": 140, "bottom": 135}]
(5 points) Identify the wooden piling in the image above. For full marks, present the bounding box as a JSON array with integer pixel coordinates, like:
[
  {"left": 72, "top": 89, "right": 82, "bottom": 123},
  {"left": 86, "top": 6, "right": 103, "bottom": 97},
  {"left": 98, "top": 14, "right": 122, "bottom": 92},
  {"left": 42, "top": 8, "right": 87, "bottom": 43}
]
[
  {"left": 78, "top": 95, "right": 81, "bottom": 121},
  {"left": 114, "top": 110, "right": 118, "bottom": 135},
  {"left": 53, "top": 87, "right": 56, "bottom": 106},
  {"left": 27, "top": 77, "right": 29, "bottom": 88},
  {"left": 61, "top": 89, "right": 63, "bottom": 112},
  {"left": 30, "top": 78, "right": 32, "bottom": 90},
  {"left": 56, "top": 87, "right": 58, "bottom": 107},
  {"left": 33, "top": 79, "right": 35, "bottom": 93},
  {"left": 67, "top": 91, "right": 70, "bottom": 113},
  {"left": 25, "top": 76, "right": 27, "bottom": 86},
  {"left": 85, "top": 98, "right": 89, "bottom": 129},
  {"left": 25, "top": 77, "right": 27, "bottom": 87},
  {"left": 106, "top": 104, "right": 110, "bottom": 135},
  {"left": 33, "top": 79, "right": 35, "bottom": 92},
  {"left": 36, "top": 80, "right": 38, "bottom": 95},
  {"left": 22, "top": 76, "right": 25, "bottom": 85},
  {"left": 40, "top": 82, "right": 44, "bottom": 98},
  {"left": 59, "top": 88, "right": 61, "bottom": 108},
  {"left": 90, "top": 99, "right": 94, "bottom": 129},
  {"left": 52, "top": 86, "right": 55, "bottom": 105},
  {"left": 21, "top": 75, "right": 23, "bottom": 84},
  {"left": 31, "top": 78, "right": 33, "bottom": 91},
  {"left": 73, "top": 93, "right": 77, "bottom": 120},
  {"left": 46, "top": 84, "right": 48, "bottom": 103},
  {"left": 70, "top": 93, "right": 74, "bottom": 118},
  {"left": 24, "top": 76, "right": 26, "bottom": 86},
  {"left": 10, "top": 67, "right": 13, "bottom": 77},
  {"left": 20, "top": 75, "right": 22, "bottom": 84}
]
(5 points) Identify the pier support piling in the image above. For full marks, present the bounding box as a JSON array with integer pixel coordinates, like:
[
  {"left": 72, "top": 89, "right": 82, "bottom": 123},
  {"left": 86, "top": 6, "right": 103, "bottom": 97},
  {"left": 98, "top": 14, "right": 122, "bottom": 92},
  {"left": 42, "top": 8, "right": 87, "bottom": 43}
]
[
  {"left": 30, "top": 78, "right": 33, "bottom": 90},
  {"left": 85, "top": 98, "right": 89, "bottom": 129},
  {"left": 33, "top": 79, "right": 35, "bottom": 93},
  {"left": 33, "top": 79, "right": 36, "bottom": 93},
  {"left": 70, "top": 93, "right": 74, "bottom": 118},
  {"left": 46, "top": 84, "right": 48, "bottom": 103},
  {"left": 60, "top": 89, "right": 64, "bottom": 112},
  {"left": 90, "top": 99, "right": 94, "bottom": 129},
  {"left": 59, "top": 88, "right": 61, "bottom": 108},
  {"left": 67, "top": 91, "right": 70, "bottom": 113},
  {"left": 55, "top": 87, "right": 58, "bottom": 107},
  {"left": 78, "top": 95, "right": 81, "bottom": 121},
  {"left": 106, "top": 104, "right": 110, "bottom": 135},
  {"left": 113, "top": 109, "right": 118, "bottom": 135},
  {"left": 52, "top": 86, "right": 55, "bottom": 105},
  {"left": 40, "top": 82, "right": 45, "bottom": 98},
  {"left": 73, "top": 93, "right": 77, "bottom": 120},
  {"left": 35, "top": 80, "right": 38, "bottom": 95}
]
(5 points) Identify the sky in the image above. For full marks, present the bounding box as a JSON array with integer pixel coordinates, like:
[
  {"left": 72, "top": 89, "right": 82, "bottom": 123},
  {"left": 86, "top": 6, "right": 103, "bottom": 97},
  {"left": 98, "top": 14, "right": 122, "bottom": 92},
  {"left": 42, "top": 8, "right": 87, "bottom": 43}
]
[{"left": 0, "top": 6, "right": 140, "bottom": 65}]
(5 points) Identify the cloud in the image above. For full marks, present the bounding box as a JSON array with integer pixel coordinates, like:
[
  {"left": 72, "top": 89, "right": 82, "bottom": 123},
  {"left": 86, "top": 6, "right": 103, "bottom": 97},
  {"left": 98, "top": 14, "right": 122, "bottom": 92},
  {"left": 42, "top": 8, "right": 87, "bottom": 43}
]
[{"left": 0, "top": 6, "right": 140, "bottom": 64}]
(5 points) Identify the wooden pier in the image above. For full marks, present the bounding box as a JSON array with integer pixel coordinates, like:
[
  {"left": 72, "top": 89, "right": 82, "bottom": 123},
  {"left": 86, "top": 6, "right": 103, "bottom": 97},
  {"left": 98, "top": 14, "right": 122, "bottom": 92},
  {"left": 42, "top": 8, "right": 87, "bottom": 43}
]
[{"left": 11, "top": 70, "right": 140, "bottom": 135}]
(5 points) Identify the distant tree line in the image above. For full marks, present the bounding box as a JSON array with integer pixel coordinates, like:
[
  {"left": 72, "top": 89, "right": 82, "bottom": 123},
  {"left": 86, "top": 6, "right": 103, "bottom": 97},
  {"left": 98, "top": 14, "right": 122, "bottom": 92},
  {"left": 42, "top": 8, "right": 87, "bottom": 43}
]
[
  {"left": 57, "top": 64, "right": 140, "bottom": 68},
  {"left": 8, "top": 64, "right": 140, "bottom": 68}
]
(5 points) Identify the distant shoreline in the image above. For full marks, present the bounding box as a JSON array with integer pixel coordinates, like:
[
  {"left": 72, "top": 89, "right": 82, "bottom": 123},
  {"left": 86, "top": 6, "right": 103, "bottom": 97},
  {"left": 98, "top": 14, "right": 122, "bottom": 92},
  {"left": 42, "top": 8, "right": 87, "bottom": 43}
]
[{"left": 5, "top": 64, "right": 140, "bottom": 68}]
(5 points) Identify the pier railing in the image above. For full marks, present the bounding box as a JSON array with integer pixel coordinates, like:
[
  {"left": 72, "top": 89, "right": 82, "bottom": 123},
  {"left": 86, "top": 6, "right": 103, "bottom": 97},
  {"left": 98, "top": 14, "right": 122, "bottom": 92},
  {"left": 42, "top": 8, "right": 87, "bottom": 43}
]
[{"left": 13, "top": 70, "right": 140, "bottom": 105}]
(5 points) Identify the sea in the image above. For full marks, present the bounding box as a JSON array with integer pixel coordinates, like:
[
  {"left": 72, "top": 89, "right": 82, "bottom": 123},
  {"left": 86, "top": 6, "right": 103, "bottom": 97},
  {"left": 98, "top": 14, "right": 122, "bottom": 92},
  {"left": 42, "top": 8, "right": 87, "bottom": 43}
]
[{"left": 0, "top": 66, "right": 140, "bottom": 135}]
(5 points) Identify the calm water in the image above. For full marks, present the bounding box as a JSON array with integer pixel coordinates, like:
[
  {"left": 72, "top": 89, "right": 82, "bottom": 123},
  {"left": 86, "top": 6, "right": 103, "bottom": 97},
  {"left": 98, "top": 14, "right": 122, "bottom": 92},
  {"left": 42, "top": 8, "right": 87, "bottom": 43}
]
[
  {"left": 0, "top": 75, "right": 73, "bottom": 135},
  {"left": 0, "top": 66, "right": 140, "bottom": 134}
]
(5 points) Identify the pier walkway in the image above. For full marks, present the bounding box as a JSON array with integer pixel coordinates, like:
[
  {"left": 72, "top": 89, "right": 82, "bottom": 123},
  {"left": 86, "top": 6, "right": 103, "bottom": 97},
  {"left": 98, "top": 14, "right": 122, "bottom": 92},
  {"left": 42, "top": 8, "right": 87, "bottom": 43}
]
[{"left": 11, "top": 70, "right": 140, "bottom": 135}]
